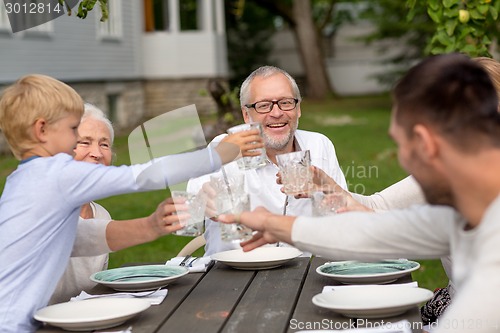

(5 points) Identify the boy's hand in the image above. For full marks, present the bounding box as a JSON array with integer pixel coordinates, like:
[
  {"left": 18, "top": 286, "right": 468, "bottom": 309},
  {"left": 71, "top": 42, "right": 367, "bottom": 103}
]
[{"left": 215, "top": 129, "right": 264, "bottom": 164}]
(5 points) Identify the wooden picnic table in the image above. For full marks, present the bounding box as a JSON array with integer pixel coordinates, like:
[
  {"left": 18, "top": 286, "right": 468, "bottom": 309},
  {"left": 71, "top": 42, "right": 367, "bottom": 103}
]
[{"left": 37, "top": 256, "right": 423, "bottom": 333}]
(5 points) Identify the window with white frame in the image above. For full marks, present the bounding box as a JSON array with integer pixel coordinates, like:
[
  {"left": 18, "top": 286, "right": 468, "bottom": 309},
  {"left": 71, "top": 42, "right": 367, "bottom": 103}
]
[
  {"left": 97, "top": 0, "right": 122, "bottom": 39},
  {"left": 0, "top": 2, "right": 10, "bottom": 30}
]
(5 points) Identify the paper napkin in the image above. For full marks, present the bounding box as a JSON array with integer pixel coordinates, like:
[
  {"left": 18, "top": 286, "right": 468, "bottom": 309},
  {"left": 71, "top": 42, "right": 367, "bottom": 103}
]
[
  {"left": 70, "top": 289, "right": 168, "bottom": 305},
  {"left": 165, "top": 256, "right": 213, "bottom": 273},
  {"left": 322, "top": 281, "right": 418, "bottom": 293}
]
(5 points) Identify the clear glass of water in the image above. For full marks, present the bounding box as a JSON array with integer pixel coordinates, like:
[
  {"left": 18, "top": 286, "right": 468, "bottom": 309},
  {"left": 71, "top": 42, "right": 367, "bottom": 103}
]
[
  {"left": 311, "top": 190, "right": 347, "bottom": 216},
  {"left": 171, "top": 191, "right": 207, "bottom": 237},
  {"left": 276, "top": 150, "right": 313, "bottom": 195},
  {"left": 226, "top": 122, "right": 267, "bottom": 170},
  {"left": 217, "top": 192, "right": 253, "bottom": 242}
]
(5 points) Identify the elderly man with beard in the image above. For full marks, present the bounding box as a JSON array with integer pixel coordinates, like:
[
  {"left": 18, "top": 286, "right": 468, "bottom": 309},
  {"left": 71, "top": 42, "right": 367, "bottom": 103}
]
[
  {"left": 219, "top": 53, "right": 500, "bottom": 333},
  {"left": 187, "top": 66, "right": 347, "bottom": 256}
]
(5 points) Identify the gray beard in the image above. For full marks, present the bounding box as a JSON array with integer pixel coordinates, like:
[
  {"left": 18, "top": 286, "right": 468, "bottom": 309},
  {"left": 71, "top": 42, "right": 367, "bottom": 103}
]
[{"left": 263, "top": 120, "right": 299, "bottom": 151}]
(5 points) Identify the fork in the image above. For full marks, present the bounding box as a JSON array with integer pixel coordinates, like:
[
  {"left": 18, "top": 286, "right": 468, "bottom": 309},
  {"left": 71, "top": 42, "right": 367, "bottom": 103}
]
[
  {"left": 179, "top": 255, "right": 192, "bottom": 267},
  {"left": 83, "top": 288, "right": 161, "bottom": 299}
]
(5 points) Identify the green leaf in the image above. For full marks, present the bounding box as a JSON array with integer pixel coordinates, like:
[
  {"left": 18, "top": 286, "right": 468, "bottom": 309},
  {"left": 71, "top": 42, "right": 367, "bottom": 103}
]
[
  {"left": 462, "top": 44, "right": 479, "bottom": 55},
  {"left": 436, "top": 29, "right": 453, "bottom": 45},
  {"left": 442, "top": 0, "right": 456, "bottom": 9},
  {"left": 444, "top": 7, "right": 459, "bottom": 18},
  {"left": 489, "top": 6, "right": 498, "bottom": 20},
  {"left": 406, "top": 0, "right": 417, "bottom": 9},
  {"left": 85, "top": 0, "right": 98, "bottom": 11},
  {"left": 477, "top": 4, "right": 489, "bottom": 15},
  {"left": 445, "top": 19, "right": 458, "bottom": 35},
  {"left": 469, "top": 8, "right": 484, "bottom": 19},
  {"left": 99, "top": 0, "right": 109, "bottom": 22},
  {"left": 428, "top": 0, "right": 440, "bottom": 11},
  {"left": 427, "top": 8, "right": 442, "bottom": 23},
  {"left": 430, "top": 45, "right": 447, "bottom": 55}
]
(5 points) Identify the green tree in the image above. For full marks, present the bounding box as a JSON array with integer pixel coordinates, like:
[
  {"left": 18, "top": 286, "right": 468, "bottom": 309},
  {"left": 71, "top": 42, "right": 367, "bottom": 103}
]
[
  {"left": 357, "top": 1, "right": 434, "bottom": 85},
  {"left": 225, "top": 1, "right": 276, "bottom": 89},
  {"left": 407, "top": 0, "right": 500, "bottom": 56},
  {"left": 247, "top": 0, "right": 336, "bottom": 99},
  {"left": 60, "top": 0, "right": 108, "bottom": 21}
]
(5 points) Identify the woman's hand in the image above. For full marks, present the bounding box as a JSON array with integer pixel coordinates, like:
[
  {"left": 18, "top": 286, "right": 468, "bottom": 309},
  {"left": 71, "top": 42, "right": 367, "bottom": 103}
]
[{"left": 148, "top": 197, "right": 188, "bottom": 237}]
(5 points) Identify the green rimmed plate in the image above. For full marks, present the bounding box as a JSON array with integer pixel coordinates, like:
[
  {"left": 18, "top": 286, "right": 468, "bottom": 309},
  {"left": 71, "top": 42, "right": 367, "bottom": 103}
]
[
  {"left": 90, "top": 265, "right": 189, "bottom": 291},
  {"left": 316, "top": 259, "right": 420, "bottom": 284}
]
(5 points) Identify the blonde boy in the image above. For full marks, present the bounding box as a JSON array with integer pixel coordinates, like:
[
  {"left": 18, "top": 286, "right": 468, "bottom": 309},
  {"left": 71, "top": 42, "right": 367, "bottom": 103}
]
[{"left": 0, "top": 74, "right": 262, "bottom": 332}]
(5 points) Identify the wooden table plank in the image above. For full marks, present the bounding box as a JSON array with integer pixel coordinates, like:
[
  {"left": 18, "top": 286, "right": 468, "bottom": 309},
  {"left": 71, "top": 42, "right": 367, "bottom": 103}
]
[
  {"left": 221, "top": 257, "right": 310, "bottom": 333},
  {"left": 36, "top": 272, "right": 206, "bottom": 333},
  {"left": 288, "top": 257, "right": 355, "bottom": 332},
  {"left": 156, "top": 262, "right": 256, "bottom": 333}
]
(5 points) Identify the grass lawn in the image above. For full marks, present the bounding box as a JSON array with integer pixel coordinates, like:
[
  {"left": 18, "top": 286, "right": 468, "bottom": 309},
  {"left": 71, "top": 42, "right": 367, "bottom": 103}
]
[{"left": 0, "top": 94, "right": 447, "bottom": 291}]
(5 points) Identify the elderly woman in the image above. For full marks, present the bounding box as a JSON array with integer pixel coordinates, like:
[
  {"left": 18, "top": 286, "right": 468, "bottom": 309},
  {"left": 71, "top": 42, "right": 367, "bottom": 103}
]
[{"left": 49, "top": 104, "right": 187, "bottom": 304}]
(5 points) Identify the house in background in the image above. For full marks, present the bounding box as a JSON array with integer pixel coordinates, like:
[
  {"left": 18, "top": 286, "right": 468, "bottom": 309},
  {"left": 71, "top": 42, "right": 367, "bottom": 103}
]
[
  {"left": 0, "top": 0, "right": 392, "bottom": 153},
  {"left": 0, "top": 0, "right": 226, "bottom": 139}
]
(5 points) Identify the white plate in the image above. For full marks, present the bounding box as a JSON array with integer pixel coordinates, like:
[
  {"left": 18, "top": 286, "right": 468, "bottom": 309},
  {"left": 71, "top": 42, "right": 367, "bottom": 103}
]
[
  {"left": 316, "top": 259, "right": 420, "bottom": 284},
  {"left": 312, "top": 285, "right": 433, "bottom": 318},
  {"left": 34, "top": 298, "right": 150, "bottom": 331},
  {"left": 211, "top": 247, "right": 302, "bottom": 270},
  {"left": 90, "top": 265, "right": 189, "bottom": 291}
]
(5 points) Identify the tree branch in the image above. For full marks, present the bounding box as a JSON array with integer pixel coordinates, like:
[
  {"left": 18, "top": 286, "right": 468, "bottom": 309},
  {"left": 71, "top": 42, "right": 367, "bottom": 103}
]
[
  {"left": 317, "top": 0, "right": 337, "bottom": 32},
  {"left": 251, "top": 0, "right": 296, "bottom": 26}
]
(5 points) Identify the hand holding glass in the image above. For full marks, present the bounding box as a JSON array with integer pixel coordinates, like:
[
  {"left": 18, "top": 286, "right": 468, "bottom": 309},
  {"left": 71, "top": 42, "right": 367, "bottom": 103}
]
[
  {"left": 312, "top": 190, "right": 347, "bottom": 216},
  {"left": 226, "top": 122, "right": 266, "bottom": 170},
  {"left": 171, "top": 191, "right": 207, "bottom": 236},
  {"left": 276, "top": 150, "right": 313, "bottom": 196}
]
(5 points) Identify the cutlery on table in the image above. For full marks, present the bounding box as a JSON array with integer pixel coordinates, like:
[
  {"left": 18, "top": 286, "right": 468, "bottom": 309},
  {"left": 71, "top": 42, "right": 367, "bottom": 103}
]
[{"left": 179, "top": 255, "right": 192, "bottom": 267}]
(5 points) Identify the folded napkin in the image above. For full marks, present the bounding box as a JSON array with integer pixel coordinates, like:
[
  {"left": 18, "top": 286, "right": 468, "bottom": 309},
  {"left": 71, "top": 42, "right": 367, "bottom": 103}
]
[
  {"left": 70, "top": 289, "right": 168, "bottom": 305},
  {"left": 165, "top": 256, "right": 213, "bottom": 273},
  {"left": 322, "top": 281, "right": 418, "bottom": 293}
]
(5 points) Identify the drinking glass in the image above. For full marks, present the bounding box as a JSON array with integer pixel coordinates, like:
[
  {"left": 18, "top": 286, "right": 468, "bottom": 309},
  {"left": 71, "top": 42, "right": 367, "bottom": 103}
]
[
  {"left": 171, "top": 191, "right": 207, "bottom": 236},
  {"left": 227, "top": 122, "right": 267, "bottom": 170},
  {"left": 276, "top": 150, "right": 313, "bottom": 195},
  {"left": 311, "top": 190, "right": 347, "bottom": 216},
  {"left": 218, "top": 192, "right": 253, "bottom": 242}
]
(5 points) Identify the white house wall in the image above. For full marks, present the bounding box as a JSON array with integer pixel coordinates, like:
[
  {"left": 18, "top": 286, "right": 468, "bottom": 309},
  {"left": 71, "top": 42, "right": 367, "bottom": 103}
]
[
  {"left": 142, "top": 31, "right": 228, "bottom": 78},
  {"left": 0, "top": 0, "right": 142, "bottom": 84},
  {"left": 270, "top": 21, "right": 402, "bottom": 95}
]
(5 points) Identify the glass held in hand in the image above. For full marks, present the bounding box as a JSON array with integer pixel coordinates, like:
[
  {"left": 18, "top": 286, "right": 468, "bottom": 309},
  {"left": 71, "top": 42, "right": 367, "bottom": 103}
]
[
  {"left": 171, "top": 191, "right": 206, "bottom": 237},
  {"left": 276, "top": 150, "right": 313, "bottom": 196},
  {"left": 226, "top": 122, "right": 267, "bottom": 170},
  {"left": 311, "top": 190, "right": 347, "bottom": 216},
  {"left": 217, "top": 192, "right": 253, "bottom": 243}
]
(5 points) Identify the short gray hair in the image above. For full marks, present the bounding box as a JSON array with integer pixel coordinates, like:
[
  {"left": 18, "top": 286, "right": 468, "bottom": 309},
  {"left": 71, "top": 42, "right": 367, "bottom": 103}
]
[
  {"left": 239, "top": 66, "right": 301, "bottom": 107},
  {"left": 82, "top": 103, "right": 115, "bottom": 144}
]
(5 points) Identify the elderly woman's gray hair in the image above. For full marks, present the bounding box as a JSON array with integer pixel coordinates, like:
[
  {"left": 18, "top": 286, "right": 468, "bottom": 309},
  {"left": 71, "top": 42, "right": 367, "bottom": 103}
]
[
  {"left": 239, "top": 66, "right": 302, "bottom": 108},
  {"left": 82, "top": 103, "right": 115, "bottom": 144}
]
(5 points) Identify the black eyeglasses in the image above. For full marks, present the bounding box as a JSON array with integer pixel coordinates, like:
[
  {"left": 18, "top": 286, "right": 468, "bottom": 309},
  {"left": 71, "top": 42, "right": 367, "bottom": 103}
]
[{"left": 245, "top": 98, "right": 299, "bottom": 114}]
